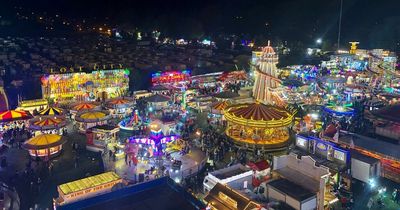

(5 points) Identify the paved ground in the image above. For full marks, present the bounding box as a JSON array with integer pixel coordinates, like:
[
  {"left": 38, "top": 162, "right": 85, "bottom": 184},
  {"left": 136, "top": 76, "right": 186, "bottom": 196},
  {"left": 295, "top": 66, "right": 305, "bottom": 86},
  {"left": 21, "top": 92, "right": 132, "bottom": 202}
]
[
  {"left": 352, "top": 178, "right": 400, "bottom": 210},
  {"left": 0, "top": 124, "right": 104, "bottom": 210}
]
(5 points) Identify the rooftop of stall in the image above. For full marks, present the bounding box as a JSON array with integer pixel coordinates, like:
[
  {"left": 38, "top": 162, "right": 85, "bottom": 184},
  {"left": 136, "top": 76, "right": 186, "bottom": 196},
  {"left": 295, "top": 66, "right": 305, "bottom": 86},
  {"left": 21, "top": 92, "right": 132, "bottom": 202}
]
[
  {"left": 57, "top": 177, "right": 205, "bottom": 210},
  {"left": 267, "top": 178, "right": 316, "bottom": 203},
  {"left": 204, "top": 183, "right": 260, "bottom": 210}
]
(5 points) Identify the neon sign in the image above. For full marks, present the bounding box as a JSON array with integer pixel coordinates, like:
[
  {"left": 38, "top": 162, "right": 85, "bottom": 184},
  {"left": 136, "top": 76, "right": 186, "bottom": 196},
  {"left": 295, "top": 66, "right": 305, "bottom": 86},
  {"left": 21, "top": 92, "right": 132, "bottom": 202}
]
[{"left": 151, "top": 70, "right": 191, "bottom": 84}]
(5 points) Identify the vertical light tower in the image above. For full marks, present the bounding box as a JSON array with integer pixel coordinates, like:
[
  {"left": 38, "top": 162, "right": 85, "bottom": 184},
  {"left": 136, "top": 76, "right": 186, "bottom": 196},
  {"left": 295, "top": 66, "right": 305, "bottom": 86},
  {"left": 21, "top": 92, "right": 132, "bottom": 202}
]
[{"left": 252, "top": 41, "right": 282, "bottom": 105}]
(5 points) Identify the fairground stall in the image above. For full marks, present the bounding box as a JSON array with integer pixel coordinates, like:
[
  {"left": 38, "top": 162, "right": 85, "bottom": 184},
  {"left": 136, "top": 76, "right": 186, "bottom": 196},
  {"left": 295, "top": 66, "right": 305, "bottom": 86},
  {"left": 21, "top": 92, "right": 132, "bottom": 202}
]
[
  {"left": 187, "top": 95, "right": 213, "bottom": 113},
  {"left": 16, "top": 99, "right": 48, "bottom": 113},
  {"left": 344, "top": 84, "right": 365, "bottom": 102},
  {"left": 28, "top": 116, "right": 67, "bottom": 136},
  {"left": 0, "top": 110, "right": 33, "bottom": 139},
  {"left": 151, "top": 70, "right": 191, "bottom": 87},
  {"left": 0, "top": 110, "right": 33, "bottom": 145},
  {"left": 74, "top": 110, "right": 111, "bottom": 133},
  {"left": 144, "top": 94, "right": 171, "bottom": 111},
  {"left": 150, "top": 84, "right": 172, "bottom": 95},
  {"left": 41, "top": 69, "right": 129, "bottom": 102},
  {"left": 106, "top": 97, "right": 134, "bottom": 118},
  {"left": 224, "top": 102, "right": 294, "bottom": 152},
  {"left": 23, "top": 134, "right": 67, "bottom": 158},
  {"left": 86, "top": 125, "right": 120, "bottom": 152},
  {"left": 54, "top": 172, "right": 123, "bottom": 207},
  {"left": 208, "top": 100, "right": 230, "bottom": 124}
]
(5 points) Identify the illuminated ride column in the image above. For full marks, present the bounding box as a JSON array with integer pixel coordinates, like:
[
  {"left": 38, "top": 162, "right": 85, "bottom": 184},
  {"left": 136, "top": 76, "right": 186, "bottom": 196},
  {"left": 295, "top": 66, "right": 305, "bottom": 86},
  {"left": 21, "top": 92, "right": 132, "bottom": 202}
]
[{"left": 252, "top": 41, "right": 284, "bottom": 105}]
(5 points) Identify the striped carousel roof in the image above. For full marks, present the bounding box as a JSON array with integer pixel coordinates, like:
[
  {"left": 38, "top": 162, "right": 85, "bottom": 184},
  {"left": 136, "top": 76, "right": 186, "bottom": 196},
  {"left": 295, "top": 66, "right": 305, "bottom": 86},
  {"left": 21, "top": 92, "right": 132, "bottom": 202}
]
[
  {"left": 80, "top": 111, "right": 107, "bottom": 119},
  {"left": 33, "top": 117, "right": 64, "bottom": 126},
  {"left": 210, "top": 101, "right": 230, "bottom": 111},
  {"left": 23, "top": 134, "right": 67, "bottom": 150},
  {"left": 226, "top": 102, "right": 291, "bottom": 121},
  {"left": 75, "top": 110, "right": 110, "bottom": 123},
  {"left": 108, "top": 99, "right": 131, "bottom": 105},
  {"left": 0, "top": 110, "right": 32, "bottom": 123},
  {"left": 72, "top": 102, "right": 98, "bottom": 111},
  {"left": 39, "top": 107, "right": 63, "bottom": 116}
]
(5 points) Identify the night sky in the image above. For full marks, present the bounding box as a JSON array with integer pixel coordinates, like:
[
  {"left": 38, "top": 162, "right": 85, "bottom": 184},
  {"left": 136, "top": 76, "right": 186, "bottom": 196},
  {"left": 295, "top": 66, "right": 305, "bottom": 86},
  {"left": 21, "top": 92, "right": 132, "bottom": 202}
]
[{"left": 1, "top": 0, "right": 400, "bottom": 49}]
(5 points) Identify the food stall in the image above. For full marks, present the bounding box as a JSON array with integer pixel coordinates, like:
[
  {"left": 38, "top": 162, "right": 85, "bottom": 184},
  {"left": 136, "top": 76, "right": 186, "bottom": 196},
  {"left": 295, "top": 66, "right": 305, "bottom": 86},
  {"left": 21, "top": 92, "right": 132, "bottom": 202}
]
[
  {"left": 23, "top": 134, "right": 67, "bottom": 158},
  {"left": 86, "top": 125, "right": 120, "bottom": 152}
]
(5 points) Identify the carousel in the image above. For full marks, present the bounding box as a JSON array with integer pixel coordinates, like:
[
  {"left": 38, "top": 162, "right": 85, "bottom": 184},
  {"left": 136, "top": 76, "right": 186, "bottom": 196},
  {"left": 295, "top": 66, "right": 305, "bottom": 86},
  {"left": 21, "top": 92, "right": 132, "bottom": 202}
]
[
  {"left": 74, "top": 110, "right": 111, "bottom": 132},
  {"left": 0, "top": 110, "right": 32, "bottom": 123},
  {"left": 69, "top": 102, "right": 100, "bottom": 118},
  {"left": 28, "top": 116, "right": 67, "bottom": 136},
  {"left": 224, "top": 102, "right": 294, "bottom": 151},
  {"left": 119, "top": 109, "right": 145, "bottom": 131},
  {"left": 38, "top": 106, "right": 64, "bottom": 116},
  {"left": 23, "top": 134, "right": 67, "bottom": 158},
  {"left": 106, "top": 97, "right": 134, "bottom": 117}
]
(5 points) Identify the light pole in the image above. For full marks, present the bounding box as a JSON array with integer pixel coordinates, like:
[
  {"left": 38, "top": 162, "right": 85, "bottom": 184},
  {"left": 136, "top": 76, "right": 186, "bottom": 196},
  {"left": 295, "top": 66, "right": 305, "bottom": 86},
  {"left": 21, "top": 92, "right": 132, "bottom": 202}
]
[{"left": 337, "top": 0, "right": 344, "bottom": 51}]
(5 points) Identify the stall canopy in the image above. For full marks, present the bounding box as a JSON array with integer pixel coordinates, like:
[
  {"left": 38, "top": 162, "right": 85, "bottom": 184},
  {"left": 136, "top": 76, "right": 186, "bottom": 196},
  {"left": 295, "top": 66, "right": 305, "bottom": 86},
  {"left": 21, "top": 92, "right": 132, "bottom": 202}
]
[
  {"left": 71, "top": 102, "right": 99, "bottom": 111},
  {"left": 75, "top": 111, "right": 110, "bottom": 123},
  {"left": 23, "top": 134, "right": 67, "bottom": 150},
  {"left": 39, "top": 107, "right": 64, "bottom": 116},
  {"left": 0, "top": 110, "right": 32, "bottom": 123},
  {"left": 29, "top": 116, "right": 67, "bottom": 130}
]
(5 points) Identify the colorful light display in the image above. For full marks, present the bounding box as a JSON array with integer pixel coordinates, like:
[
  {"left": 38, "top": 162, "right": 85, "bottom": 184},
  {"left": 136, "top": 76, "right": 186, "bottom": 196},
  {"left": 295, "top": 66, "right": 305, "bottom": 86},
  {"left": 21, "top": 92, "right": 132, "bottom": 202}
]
[
  {"left": 151, "top": 70, "right": 191, "bottom": 85},
  {"left": 41, "top": 69, "right": 129, "bottom": 101}
]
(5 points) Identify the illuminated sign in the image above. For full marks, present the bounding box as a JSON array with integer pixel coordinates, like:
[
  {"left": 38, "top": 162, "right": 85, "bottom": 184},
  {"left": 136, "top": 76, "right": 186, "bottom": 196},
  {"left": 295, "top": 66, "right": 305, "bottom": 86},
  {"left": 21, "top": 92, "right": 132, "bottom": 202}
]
[
  {"left": 296, "top": 137, "right": 308, "bottom": 147},
  {"left": 334, "top": 150, "right": 345, "bottom": 161},
  {"left": 316, "top": 142, "right": 327, "bottom": 151},
  {"left": 45, "top": 64, "right": 124, "bottom": 74},
  {"left": 151, "top": 70, "right": 191, "bottom": 84}
]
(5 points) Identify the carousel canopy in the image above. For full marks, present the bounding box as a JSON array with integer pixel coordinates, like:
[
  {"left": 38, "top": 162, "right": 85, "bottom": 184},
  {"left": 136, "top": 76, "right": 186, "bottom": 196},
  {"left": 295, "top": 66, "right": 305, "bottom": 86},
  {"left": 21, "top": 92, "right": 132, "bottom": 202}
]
[
  {"left": 71, "top": 102, "right": 99, "bottom": 111},
  {"left": 75, "top": 111, "right": 110, "bottom": 123},
  {"left": 39, "top": 107, "right": 64, "bottom": 116},
  {"left": 29, "top": 116, "right": 67, "bottom": 130},
  {"left": 212, "top": 91, "right": 240, "bottom": 99},
  {"left": 0, "top": 110, "right": 32, "bottom": 123},
  {"left": 108, "top": 99, "right": 131, "bottom": 105},
  {"left": 106, "top": 98, "right": 133, "bottom": 109},
  {"left": 23, "top": 134, "right": 67, "bottom": 150},
  {"left": 372, "top": 104, "right": 400, "bottom": 123},
  {"left": 210, "top": 101, "right": 230, "bottom": 111},
  {"left": 144, "top": 94, "right": 171, "bottom": 103},
  {"left": 224, "top": 103, "right": 293, "bottom": 128}
]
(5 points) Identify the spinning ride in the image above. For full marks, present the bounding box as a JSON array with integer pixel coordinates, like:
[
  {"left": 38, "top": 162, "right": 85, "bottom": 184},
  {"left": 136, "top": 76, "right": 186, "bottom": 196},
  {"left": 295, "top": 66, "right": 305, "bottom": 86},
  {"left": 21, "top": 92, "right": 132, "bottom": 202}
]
[
  {"left": 119, "top": 110, "right": 143, "bottom": 131},
  {"left": 224, "top": 102, "right": 294, "bottom": 151}
]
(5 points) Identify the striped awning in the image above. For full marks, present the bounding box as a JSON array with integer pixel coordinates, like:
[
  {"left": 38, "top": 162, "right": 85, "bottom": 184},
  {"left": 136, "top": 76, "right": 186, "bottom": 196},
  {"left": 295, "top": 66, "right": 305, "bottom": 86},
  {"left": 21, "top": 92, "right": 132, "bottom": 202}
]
[
  {"left": 39, "top": 107, "right": 64, "bottom": 116},
  {"left": 0, "top": 110, "right": 32, "bottom": 123},
  {"left": 23, "top": 134, "right": 67, "bottom": 150},
  {"left": 71, "top": 102, "right": 99, "bottom": 111},
  {"left": 29, "top": 116, "right": 67, "bottom": 130}
]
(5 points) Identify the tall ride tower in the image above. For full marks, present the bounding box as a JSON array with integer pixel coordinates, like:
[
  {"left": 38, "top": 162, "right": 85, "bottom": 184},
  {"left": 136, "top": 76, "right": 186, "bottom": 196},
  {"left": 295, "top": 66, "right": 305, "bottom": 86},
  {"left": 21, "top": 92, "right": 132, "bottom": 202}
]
[{"left": 252, "top": 41, "right": 283, "bottom": 105}]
